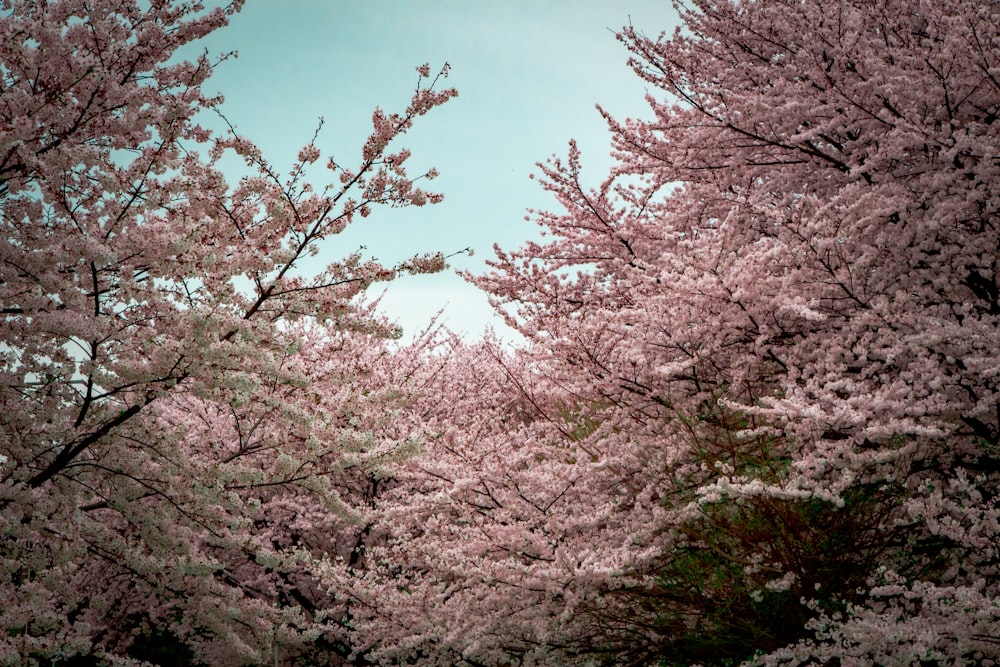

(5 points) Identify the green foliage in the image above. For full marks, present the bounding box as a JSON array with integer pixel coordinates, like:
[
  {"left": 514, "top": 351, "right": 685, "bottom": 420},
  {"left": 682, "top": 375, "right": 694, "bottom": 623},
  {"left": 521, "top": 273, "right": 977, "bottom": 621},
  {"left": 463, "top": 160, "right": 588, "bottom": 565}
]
[
  {"left": 636, "top": 486, "right": 902, "bottom": 666},
  {"left": 127, "top": 626, "right": 196, "bottom": 666},
  {"left": 600, "top": 401, "right": 910, "bottom": 666}
]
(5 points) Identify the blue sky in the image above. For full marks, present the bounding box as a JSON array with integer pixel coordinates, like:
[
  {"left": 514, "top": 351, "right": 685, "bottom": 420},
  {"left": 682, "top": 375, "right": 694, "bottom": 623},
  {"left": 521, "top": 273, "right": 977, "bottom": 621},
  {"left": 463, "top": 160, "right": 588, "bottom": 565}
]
[{"left": 195, "top": 1, "right": 681, "bottom": 340}]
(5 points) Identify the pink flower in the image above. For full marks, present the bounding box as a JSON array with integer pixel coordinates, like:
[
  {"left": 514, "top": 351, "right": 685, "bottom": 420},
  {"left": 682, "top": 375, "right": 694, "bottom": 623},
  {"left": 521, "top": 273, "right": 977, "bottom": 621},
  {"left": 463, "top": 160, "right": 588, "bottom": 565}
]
[{"left": 297, "top": 144, "right": 320, "bottom": 163}]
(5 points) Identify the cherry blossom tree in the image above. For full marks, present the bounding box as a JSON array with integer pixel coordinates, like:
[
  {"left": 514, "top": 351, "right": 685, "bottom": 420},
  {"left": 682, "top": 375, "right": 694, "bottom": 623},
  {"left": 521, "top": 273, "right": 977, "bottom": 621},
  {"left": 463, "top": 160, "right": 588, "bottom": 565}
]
[
  {"left": 0, "top": 1, "right": 455, "bottom": 663},
  {"left": 359, "top": 0, "right": 1000, "bottom": 664}
]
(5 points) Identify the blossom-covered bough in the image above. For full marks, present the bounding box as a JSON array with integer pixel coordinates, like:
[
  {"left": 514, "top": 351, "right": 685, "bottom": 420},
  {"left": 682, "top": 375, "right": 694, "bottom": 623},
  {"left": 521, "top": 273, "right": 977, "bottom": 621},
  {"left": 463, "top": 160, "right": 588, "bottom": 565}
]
[
  {"left": 357, "top": 0, "right": 1000, "bottom": 664},
  {"left": 0, "top": 1, "right": 455, "bottom": 663},
  {"left": 3, "top": 0, "right": 998, "bottom": 664}
]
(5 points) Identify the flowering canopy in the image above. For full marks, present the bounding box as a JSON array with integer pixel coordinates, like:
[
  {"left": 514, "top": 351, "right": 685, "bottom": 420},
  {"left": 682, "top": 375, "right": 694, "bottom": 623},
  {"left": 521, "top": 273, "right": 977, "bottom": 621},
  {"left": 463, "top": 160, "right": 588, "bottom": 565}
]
[
  {"left": 0, "top": 0, "right": 454, "bottom": 663},
  {"left": 3, "top": 0, "right": 999, "bottom": 664},
  {"left": 358, "top": 0, "right": 1000, "bottom": 663}
]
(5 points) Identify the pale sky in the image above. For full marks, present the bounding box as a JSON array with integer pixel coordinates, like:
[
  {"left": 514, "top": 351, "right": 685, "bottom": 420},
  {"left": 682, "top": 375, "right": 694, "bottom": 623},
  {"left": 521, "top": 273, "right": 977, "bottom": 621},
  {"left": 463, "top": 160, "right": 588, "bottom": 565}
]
[{"left": 194, "top": 1, "right": 681, "bottom": 340}]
